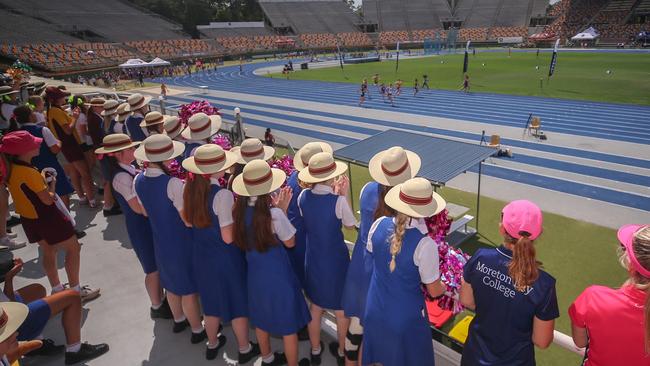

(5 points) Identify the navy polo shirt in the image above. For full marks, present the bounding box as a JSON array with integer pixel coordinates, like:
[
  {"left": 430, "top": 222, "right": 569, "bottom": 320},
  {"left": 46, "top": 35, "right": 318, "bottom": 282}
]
[{"left": 461, "top": 246, "right": 559, "bottom": 366}]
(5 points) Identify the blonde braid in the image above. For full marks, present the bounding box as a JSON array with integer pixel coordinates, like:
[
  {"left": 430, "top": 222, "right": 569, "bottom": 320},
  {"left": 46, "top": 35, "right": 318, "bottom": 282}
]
[{"left": 389, "top": 213, "right": 409, "bottom": 272}]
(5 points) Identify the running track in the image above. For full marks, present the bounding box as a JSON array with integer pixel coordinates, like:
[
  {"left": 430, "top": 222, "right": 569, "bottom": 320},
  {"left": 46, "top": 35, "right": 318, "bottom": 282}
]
[{"left": 151, "top": 59, "right": 650, "bottom": 212}]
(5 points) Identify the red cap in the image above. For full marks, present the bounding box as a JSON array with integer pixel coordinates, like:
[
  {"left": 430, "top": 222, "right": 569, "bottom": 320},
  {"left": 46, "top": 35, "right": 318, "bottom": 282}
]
[
  {"left": 0, "top": 131, "right": 42, "bottom": 155},
  {"left": 44, "top": 86, "right": 70, "bottom": 101},
  {"left": 501, "top": 200, "right": 543, "bottom": 240}
]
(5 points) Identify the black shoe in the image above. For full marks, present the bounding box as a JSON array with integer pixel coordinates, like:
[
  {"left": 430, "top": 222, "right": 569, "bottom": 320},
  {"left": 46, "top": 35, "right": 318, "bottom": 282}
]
[
  {"left": 173, "top": 319, "right": 189, "bottom": 333},
  {"left": 103, "top": 205, "right": 122, "bottom": 217},
  {"left": 64, "top": 342, "right": 109, "bottom": 365},
  {"left": 310, "top": 341, "right": 323, "bottom": 365},
  {"left": 298, "top": 358, "right": 311, "bottom": 366},
  {"left": 218, "top": 323, "right": 223, "bottom": 335},
  {"left": 150, "top": 299, "right": 173, "bottom": 319},
  {"left": 191, "top": 329, "right": 207, "bottom": 344},
  {"left": 6, "top": 215, "right": 20, "bottom": 227},
  {"left": 328, "top": 341, "right": 344, "bottom": 366},
  {"left": 297, "top": 326, "right": 309, "bottom": 341},
  {"left": 205, "top": 334, "right": 227, "bottom": 360},
  {"left": 238, "top": 342, "right": 261, "bottom": 364},
  {"left": 97, "top": 187, "right": 104, "bottom": 195},
  {"left": 75, "top": 230, "right": 86, "bottom": 239},
  {"left": 27, "top": 338, "right": 64, "bottom": 356},
  {"left": 262, "top": 352, "right": 287, "bottom": 366}
]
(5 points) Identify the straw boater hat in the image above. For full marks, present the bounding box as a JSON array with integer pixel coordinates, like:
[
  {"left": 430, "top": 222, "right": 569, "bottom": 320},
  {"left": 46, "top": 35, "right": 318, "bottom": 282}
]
[
  {"left": 95, "top": 133, "right": 141, "bottom": 155},
  {"left": 134, "top": 134, "right": 185, "bottom": 163},
  {"left": 182, "top": 144, "right": 237, "bottom": 175},
  {"left": 163, "top": 115, "right": 185, "bottom": 140},
  {"left": 100, "top": 100, "right": 119, "bottom": 116},
  {"left": 368, "top": 146, "right": 421, "bottom": 187},
  {"left": 298, "top": 152, "right": 348, "bottom": 184},
  {"left": 139, "top": 111, "right": 165, "bottom": 128},
  {"left": 115, "top": 102, "right": 132, "bottom": 122},
  {"left": 294, "top": 141, "right": 333, "bottom": 171},
  {"left": 88, "top": 97, "right": 106, "bottom": 107},
  {"left": 124, "top": 93, "right": 151, "bottom": 112},
  {"left": 0, "top": 302, "right": 28, "bottom": 343},
  {"left": 232, "top": 159, "right": 286, "bottom": 197},
  {"left": 384, "top": 177, "right": 446, "bottom": 218},
  {"left": 231, "top": 138, "right": 275, "bottom": 164},
  {"left": 180, "top": 113, "right": 221, "bottom": 140}
]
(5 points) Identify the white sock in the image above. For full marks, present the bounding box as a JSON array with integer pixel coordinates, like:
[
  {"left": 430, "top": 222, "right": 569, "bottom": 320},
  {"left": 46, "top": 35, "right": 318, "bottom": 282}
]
[
  {"left": 151, "top": 302, "right": 162, "bottom": 310},
  {"left": 262, "top": 353, "right": 275, "bottom": 363},
  {"left": 239, "top": 343, "right": 252, "bottom": 353},
  {"left": 174, "top": 315, "right": 186, "bottom": 323},
  {"left": 66, "top": 342, "right": 81, "bottom": 353},
  {"left": 191, "top": 326, "right": 204, "bottom": 334},
  {"left": 52, "top": 284, "right": 65, "bottom": 293},
  {"left": 72, "top": 285, "right": 81, "bottom": 292},
  {"left": 338, "top": 348, "right": 344, "bottom": 357},
  {"left": 311, "top": 345, "right": 321, "bottom": 355},
  {"left": 207, "top": 339, "right": 220, "bottom": 349}
]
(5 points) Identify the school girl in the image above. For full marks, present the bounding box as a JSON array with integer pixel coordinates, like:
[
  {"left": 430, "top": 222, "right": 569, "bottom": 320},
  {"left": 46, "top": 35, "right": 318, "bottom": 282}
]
[
  {"left": 340, "top": 146, "right": 421, "bottom": 363},
  {"left": 288, "top": 142, "right": 333, "bottom": 287},
  {"left": 461, "top": 74, "right": 470, "bottom": 93},
  {"left": 181, "top": 144, "right": 260, "bottom": 363},
  {"left": 110, "top": 103, "right": 130, "bottom": 134},
  {"left": 180, "top": 112, "right": 221, "bottom": 159},
  {"left": 413, "top": 78, "right": 420, "bottom": 96},
  {"left": 358, "top": 84, "right": 366, "bottom": 107},
  {"left": 45, "top": 87, "right": 95, "bottom": 208},
  {"left": 386, "top": 84, "right": 395, "bottom": 106},
  {"left": 139, "top": 112, "right": 165, "bottom": 138},
  {"left": 162, "top": 115, "right": 185, "bottom": 141},
  {"left": 379, "top": 83, "right": 386, "bottom": 101},
  {"left": 228, "top": 138, "right": 275, "bottom": 190},
  {"left": 422, "top": 74, "right": 430, "bottom": 90},
  {"left": 133, "top": 134, "right": 205, "bottom": 342},
  {"left": 460, "top": 200, "right": 558, "bottom": 365},
  {"left": 95, "top": 134, "right": 171, "bottom": 319},
  {"left": 362, "top": 177, "right": 446, "bottom": 366},
  {"left": 297, "top": 152, "right": 356, "bottom": 364},
  {"left": 232, "top": 160, "right": 311, "bottom": 366},
  {"left": 124, "top": 93, "right": 151, "bottom": 142},
  {"left": 395, "top": 80, "right": 402, "bottom": 96},
  {"left": 94, "top": 100, "right": 121, "bottom": 217}
]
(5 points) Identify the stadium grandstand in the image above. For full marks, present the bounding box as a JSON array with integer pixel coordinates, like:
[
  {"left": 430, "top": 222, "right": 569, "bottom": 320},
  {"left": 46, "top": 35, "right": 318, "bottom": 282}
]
[{"left": 1, "top": 0, "right": 649, "bottom": 74}]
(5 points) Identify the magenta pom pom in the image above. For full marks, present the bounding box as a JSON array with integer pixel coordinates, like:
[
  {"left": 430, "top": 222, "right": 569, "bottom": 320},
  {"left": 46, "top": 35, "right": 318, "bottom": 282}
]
[
  {"left": 211, "top": 133, "right": 232, "bottom": 151},
  {"left": 178, "top": 100, "right": 221, "bottom": 126}
]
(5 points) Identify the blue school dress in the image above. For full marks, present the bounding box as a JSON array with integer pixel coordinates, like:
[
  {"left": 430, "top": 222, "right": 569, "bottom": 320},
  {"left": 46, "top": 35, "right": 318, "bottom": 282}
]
[
  {"left": 112, "top": 165, "right": 157, "bottom": 274},
  {"left": 192, "top": 185, "right": 248, "bottom": 320},
  {"left": 183, "top": 141, "right": 202, "bottom": 159},
  {"left": 363, "top": 217, "right": 434, "bottom": 366},
  {"left": 125, "top": 115, "right": 146, "bottom": 142},
  {"left": 109, "top": 118, "right": 126, "bottom": 134},
  {"left": 299, "top": 189, "right": 349, "bottom": 310},
  {"left": 134, "top": 173, "right": 196, "bottom": 295},
  {"left": 341, "top": 181, "right": 378, "bottom": 319},
  {"left": 285, "top": 170, "right": 306, "bottom": 287},
  {"left": 244, "top": 206, "right": 310, "bottom": 335},
  {"left": 20, "top": 124, "right": 74, "bottom": 197}
]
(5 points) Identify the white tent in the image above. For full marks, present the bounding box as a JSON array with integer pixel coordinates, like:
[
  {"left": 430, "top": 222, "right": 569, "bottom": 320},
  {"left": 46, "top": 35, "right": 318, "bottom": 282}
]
[
  {"left": 571, "top": 27, "right": 599, "bottom": 41},
  {"left": 147, "top": 57, "right": 171, "bottom": 67},
  {"left": 118, "top": 58, "right": 148, "bottom": 68}
]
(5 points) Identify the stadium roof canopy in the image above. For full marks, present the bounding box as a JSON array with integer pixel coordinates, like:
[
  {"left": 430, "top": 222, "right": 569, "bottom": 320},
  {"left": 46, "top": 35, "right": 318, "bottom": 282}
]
[{"left": 334, "top": 129, "right": 494, "bottom": 186}]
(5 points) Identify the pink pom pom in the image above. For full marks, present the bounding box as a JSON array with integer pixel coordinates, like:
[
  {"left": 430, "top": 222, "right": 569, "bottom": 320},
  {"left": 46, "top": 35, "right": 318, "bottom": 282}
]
[
  {"left": 178, "top": 100, "right": 221, "bottom": 126},
  {"left": 211, "top": 133, "right": 232, "bottom": 151}
]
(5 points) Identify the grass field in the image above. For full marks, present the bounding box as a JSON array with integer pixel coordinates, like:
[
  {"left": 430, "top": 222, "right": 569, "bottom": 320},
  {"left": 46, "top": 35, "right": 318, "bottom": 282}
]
[{"left": 272, "top": 51, "right": 650, "bottom": 105}]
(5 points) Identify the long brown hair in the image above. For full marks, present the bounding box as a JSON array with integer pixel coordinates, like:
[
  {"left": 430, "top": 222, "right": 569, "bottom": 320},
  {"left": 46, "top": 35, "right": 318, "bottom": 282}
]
[
  {"left": 504, "top": 230, "right": 541, "bottom": 292},
  {"left": 373, "top": 184, "right": 395, "bottom": 220},
  {"left": 619, "top": 226, "right": 650, "bottom": 353},
  {"left": 389, "top": 213, "right": 409, "bottom": 272},
  {"left": 233, "top": 194, "right": 277, "bottom": 252},
  {"left": 182, "top": 175, "right": 212, "bottom": 228}
]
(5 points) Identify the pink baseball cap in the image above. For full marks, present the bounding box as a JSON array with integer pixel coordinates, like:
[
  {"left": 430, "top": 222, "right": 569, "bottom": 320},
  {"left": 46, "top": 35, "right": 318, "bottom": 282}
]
[
  {"left": 617, "top": 224, "right": 650, "bottom": 278},
  {"left": 501, "top": 200, "right": 543, "bottom": 240},
  {"left": 0, "top": 131, "right": 42, "bottom": 155}
]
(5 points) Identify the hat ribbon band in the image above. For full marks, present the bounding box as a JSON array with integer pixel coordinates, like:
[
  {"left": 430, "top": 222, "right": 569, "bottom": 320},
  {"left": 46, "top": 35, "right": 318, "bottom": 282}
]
[
  {"left": 382, "top": 160, "right": 409, "bottom": 177},
  {"left": 0, "top": 311, "right": 8, "bottom": 328},
  {"left": 145, "top": 143, "right": 173, "bottom": 155},
  {"left": 103, "top": 140, "right": 132, "bottom": 149},
  {"left": 167, "top": 122, "right": 181, "bottom": 134},
  {"left": 309, "top": 162, "right": 336, "bottom": 176},
  {"left": 130, "top": 96, "right": 144, "bottom": 107},
  {"left": 399, "top": 191, "right": 432, "bottom": 206},
  {"left": 195, "top": 154, "right": 226, "bottom": 166},
  {"left": 146, "top": 116, "right": 164, "bottom": 125},
  {"left": 241, "top": 147, "right": 264, "bottom": 158},
  {"left": 243, "top": 170, "right": 273, "bottom": 186}
]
